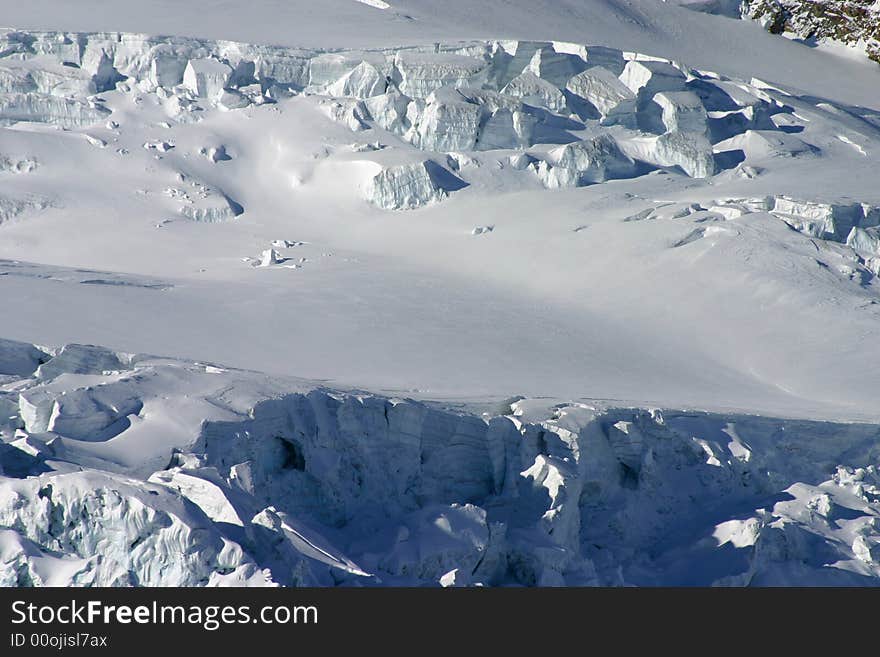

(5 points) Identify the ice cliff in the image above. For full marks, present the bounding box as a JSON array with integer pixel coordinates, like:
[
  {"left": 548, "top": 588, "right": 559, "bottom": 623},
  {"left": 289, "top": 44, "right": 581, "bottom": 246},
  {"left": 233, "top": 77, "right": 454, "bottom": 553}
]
[{"left": 1, "top": 338, "right": 879, "bottom": 586}]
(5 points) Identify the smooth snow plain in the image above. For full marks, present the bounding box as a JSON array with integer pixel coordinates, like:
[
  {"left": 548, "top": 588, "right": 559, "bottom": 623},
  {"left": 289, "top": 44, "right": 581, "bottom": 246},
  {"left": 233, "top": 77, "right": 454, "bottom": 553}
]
[{"left": 1, "top": 0, "right": 879, "bottom": 586}]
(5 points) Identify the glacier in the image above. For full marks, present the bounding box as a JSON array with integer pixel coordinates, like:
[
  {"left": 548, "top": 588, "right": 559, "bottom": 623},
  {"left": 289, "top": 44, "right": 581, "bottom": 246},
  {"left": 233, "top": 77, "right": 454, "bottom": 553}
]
[
  {"left": 1, "top": 339, "right": 879, "bottom": 586},
  {"left": 0, "top": 7, "right": 880, "bottom": 589}
]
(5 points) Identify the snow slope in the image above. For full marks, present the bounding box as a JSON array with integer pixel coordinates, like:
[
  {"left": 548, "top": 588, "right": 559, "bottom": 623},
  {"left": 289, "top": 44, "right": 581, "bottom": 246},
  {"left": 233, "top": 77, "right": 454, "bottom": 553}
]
[
  {"left": 0, "top": 2, "right": 879, "bottom": 586},
  {"left": 682, "top": 0, "right": 880, "bottom": 67}
]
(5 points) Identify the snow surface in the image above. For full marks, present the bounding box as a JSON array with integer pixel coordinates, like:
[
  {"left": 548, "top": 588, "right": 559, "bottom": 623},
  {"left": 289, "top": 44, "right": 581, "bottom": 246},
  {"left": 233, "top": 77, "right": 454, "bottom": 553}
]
[{"left": 1, "top": 1, "right": 880, "bottom": 586}]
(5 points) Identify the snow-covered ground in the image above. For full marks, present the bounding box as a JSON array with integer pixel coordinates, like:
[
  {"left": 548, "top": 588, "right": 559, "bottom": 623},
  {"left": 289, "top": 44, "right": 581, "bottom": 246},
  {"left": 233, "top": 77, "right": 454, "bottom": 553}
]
[{"left": 1, "top": 1, "right": 879, "bottom": 586}]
